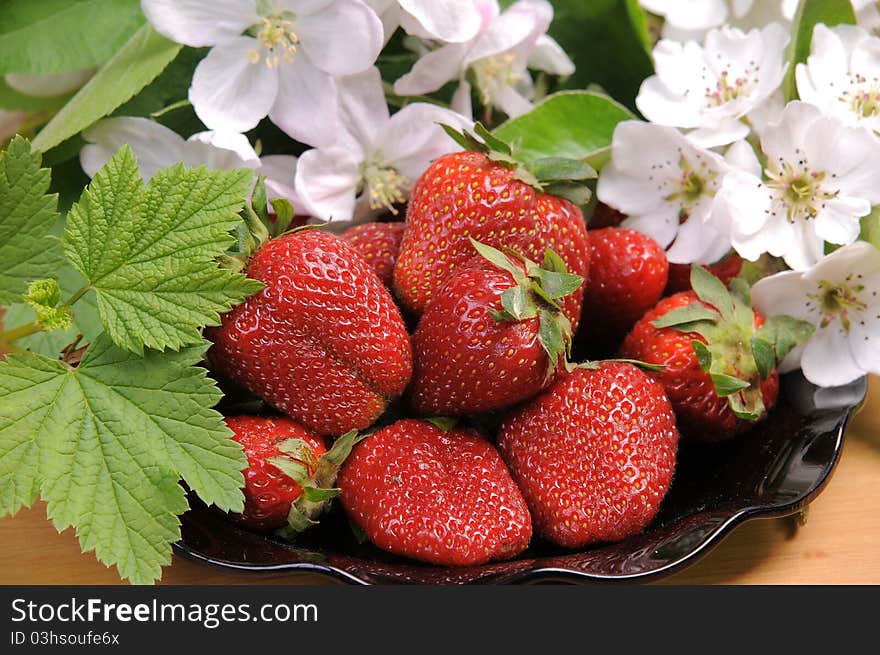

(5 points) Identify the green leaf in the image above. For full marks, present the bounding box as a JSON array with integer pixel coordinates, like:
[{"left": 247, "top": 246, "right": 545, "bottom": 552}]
[
  {"left": 751, "top": 337, "right": 776, "bottom": 380},
  {"left": 494, "top": 91, "right": 636, "bottom": 170},
  {"left": 542, "top": 182, "right": 593, "bottom": 206},
  {"left": 270, "top": 198, "right": 295, "bottom": 236},
  {"left": 301, "top": 487, "right": 341, "bottom": 503},
  {"left": 473, "top": 122, "right": 513, "bottom": 156},
  {"left": 547, "top": 0, "right": 655, "bottom": 110},
  {"left": 0, "top": 77, "right": 73, "bottom": 112},
  {"left": 426, "top": 417, "right": 458, "bottom": 432},
  {"left": 269, "top": 457, "right": 310, "bottom": 485},
  {"left": 0, "top": 0, "right": 145, "bottom": 75},
  {"left": 537, "top": 308, "right": 566, "bottom": 367},
  {"left": 690, "top": 265, "right": 735, "bottom": 319},
  {"left": 0, "top": 136, "right": 64, "bottom": 305},
  {"left": 470, "top": 238, "right": 525, "bottom": 280},
  {"left": 23, "top": 279, "right": 72, "bottom": 332},
  {"left": 500, "top": 286, "right": 535, "bottom": 320},
  {"left": 542, "top": 249, "right": 568, "bottom": 274},
  {"left": 3, "top": 265, "right": 102, "bottom": 357},
  {"left": 31, "top": 25, "right": 182, "bottom": 152},
  {"left": 534, "top": 270, "right": 584, "bottom": 300},
  {"left": 711, "top": 372, "right": 752, "bottom": 397},
  {"left": 691, "top": 340, "right": 712, "bottom": 372},
  {"left": 727, "top": 386, "right": 765, "bottom": 422},
  {"left": 320, "top": 429, "right": 366, "bottom": 471},
  {"left": 756, "top": 315, "right": 816, "bottom": 363},
  {"left": 0, "top": 334, "right": 246, "bottom": 583},
  {"left": 529, "top": 157, "right": 597, "bottom": 184},
  {"left": 64, "top": 146, "right": 263, "bottom": 354},
  {"left": 651, "top": 305, "right": 721, "bottom": 329},
  {"left": 783, "top": 0, "right": 856, "bottom": 101}
]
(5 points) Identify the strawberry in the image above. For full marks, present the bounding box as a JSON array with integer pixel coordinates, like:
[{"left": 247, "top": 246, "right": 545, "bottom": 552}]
[
  {"left": 338, "top": 418, "right": 532, "bottom": 566},
  {"left": 226, "top": 416, "right": 327, "bottom": 531},
  {"left": 497, "top": 362, "right": 679, "bottom": 549},
  {"left": 577, "top": 227, "right": 668, "bottom": 355},
  {"left": 341, "top": 221, "right": 406, "bottom": 288},
  {"left": 588, "top": 201, "right": 627, "bottom": 229},
  {"left": 208, "top": 229, "right": 412, "bottom": 437},
  {"left": 665, "top": 252, "right": 743, "bottom": 295},
  {"left": 620, "top": 267, "right": 812, "bottom": 442},
  {"left": 393, "top": 125, "right": 592, "bottom": 329},
  {"left": 408, "top": 240, "right": 584, "bottom": 415}
]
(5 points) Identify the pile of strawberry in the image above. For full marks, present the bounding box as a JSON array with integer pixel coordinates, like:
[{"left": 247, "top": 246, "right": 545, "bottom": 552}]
[{"left": 205, "top": 127, "right": 796, "bottom": 567}]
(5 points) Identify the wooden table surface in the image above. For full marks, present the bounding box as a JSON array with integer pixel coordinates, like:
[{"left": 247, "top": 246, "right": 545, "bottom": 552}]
[{"left": 2, "top": 378, "right": 878, "bottom": 585}]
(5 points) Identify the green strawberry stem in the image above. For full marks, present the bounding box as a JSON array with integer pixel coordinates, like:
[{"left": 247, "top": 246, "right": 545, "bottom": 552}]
[{"left": 470, "top": 238, "right": 583, "bottom": 379}]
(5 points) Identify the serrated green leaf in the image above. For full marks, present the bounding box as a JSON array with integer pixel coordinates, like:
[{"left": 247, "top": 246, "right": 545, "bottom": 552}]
[
  {"left": 652, "top": 305, "right": 721, "bottom": 329},
  {"left": 493, "top": 92, "right": 636, "bottom": 170},
  {"left": 0, "top": 334, "right": 246, "bottom": 583},
  {"left": 64, "top": 147, "right": 262, "bottom": 354},
  {"left": 23, "top": 279, "right": 72, "bottom": 331},
  {"left": 31, "top": 25, "right": 182, "bottom": 152},
  {"left": 784, "top": 0, "right": 856, "bottom": 101},
  {"left": 0, "top": 0, "right": 145, "bottom": 75},
  {"left": 0, "top": 136, "right": 64, "bottom": 305},
  {"left": 690, "top": 265, "right": 735, "bottom": 319},
  {"left": 751, "top": 337, "right": 776, "bottom": 380}
]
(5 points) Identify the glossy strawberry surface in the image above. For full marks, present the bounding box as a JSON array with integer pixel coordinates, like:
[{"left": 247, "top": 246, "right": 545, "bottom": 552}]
[
  {"left": 226, "top": 416, "right": 326, "bottom": 532},
  {"left": 338, "top": 419, "right": 532, "bottom": 566},
  {"left": 341, "top": 221, "right": 406, "bottom": 288},
  {"left": 409, "top": 258, "right": 557, "bottom": 415},
  {"left": 394, "top": 151, "right": 590, "bottom": 325},
  {"left": 620, "top": 291, "right": 779, "bottom": 442},
  {"left": 497, "top": 363, "right": 679, "bottom": 549},
  {"left": 579, "top": 227, "right": 668, "bottom": 354},
  {"left": 208, "top": 230, "right": 412, "bottom": 436}
]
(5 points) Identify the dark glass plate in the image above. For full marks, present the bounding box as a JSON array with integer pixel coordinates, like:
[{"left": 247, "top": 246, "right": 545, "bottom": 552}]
[{"left": 173, "top": 373, "right": 867, "bottom": 584}]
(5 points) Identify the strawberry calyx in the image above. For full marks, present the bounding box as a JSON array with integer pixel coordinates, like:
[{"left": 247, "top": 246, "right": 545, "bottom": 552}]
[
  {"left": 651, "top": 266, "right": 814, "bottom": 420},
  {"left": 470, "top": 238, "right": 584, "bottom": 379},
  {"left": 219, "top": 175, "right": 298, "bottom": 272},
  {"left": 269, "top": 429, "right": 367, "bottom": 538},
  {"left": 441, "top": 123, "right": 596, "bottom": 206}
]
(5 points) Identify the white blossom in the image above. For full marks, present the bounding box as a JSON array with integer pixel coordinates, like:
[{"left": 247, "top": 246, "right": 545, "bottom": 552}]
[
  {"left": 854, "top": 0, "right": 880, "bottom": 36},
  {"left": 140, "top": 0, "right": 383, "bottom": 148},
  {"left": 640, "top": 0, "right": 797, "bottom": 42},
  {"left": 79, "top": 116, "right": 300, "bottom": 207},
  {"left": 752, "top": 241, "right": 880, "bottom": 387},
  {"left": 711, "top": 101, "right": 880, "bottom": 271},
  {"left": 393, "top": 0, "right": 573, "bottom": 119},
  {"left": 364, "top": 0, "right": 481, "bottom": 43},
  {"left": 796, "top": 23, "right": 880, "bottom": 133},
  {"left": 596, "top": 121, "right": 739, "bottom": 265},
  {"left": 294, "top": 67, "right": 470, "bottom": 223},
  {"left": 636, "top": 23, "right": 790, "bottom": 148}
]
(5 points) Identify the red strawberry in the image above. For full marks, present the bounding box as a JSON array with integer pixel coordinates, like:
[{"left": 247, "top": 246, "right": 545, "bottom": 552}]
[
  {"left": 226, "top": 416, "right": 326, "bottom": 531},
  {"left": 497, "top": 362, "right": 679, "bottom": 548},
  {"left": 619, "top": 267, "right": 809, "bottom": 442},
  {"left": 338, "top": 419, "right": 532, "bottom": 566},
  {"left": 341, "top": 221, "right": 406, "bottom": 288},
  {"left": 665, "top": 252, "right": 743, "bottom": 295},
  {"left": 394, "top": 128, "right": 592, "bottom": 328},
  {"left": 208, "top": 230, "right": 412, "bottom": 436},
  {"left": 588, "top": 201, "right": 627, "bottom": 229},
  {"left": 227, "top": 416, "right": 365, "bottom": 534},
  {"left": 578, "top": 227, "right": 668, "bottom": 355},
  {"left": 409, "top": 240, "right": 584, "bottom": 415}
]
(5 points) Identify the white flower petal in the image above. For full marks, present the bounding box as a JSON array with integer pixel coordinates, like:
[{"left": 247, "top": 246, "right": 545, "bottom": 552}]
[
  {"left": 336, "top": 67, "right": 389, "bottom": 155},
  {"left": 379, "top": 104, "right": 471, "bottom": 180},
  {"left": 186, "top": 131, "right": 260, "bottom": 167},
  {"left": 397, "top": 0, "right": 482, "bottom": 42},
  {"left": 464, "top": 0, "right": 551, "bottom": 65},
  {"left": 665, "top": 213, "right": 731, "bottom": 265},
  {"left": 751, "top": 269, "right": 814, "bottom": 321},
  {"left": 270, "top": 54, "right": 339, "bottom": 148},
  {"left": 297, "top": 0, "right": 384, "bottom": 76},
  {"left": 528, "top": 35, "right": 575, "bottom": 75},
  {"left": 494, "top": 84, "right": 534, "bottom": 118},
  {"left": 260, "top": 154, "right": 302, "bottom": 207},
  {"left": 724, "top": 140, "right": 762, "bottom": 176},
  {"left": 686, "top": 118, "right": 750, "bottom": 148},
  {"left": 780, "top": 221, "right": 826, "bottom": 271},
  {"left": 140, "top": 0, "right": 257, "bottom": 47},
  {"left": 636, "top": 76, "right": 704, "bottom": 129},
  {"left": 294, "top": 147, "right": 362, "bottom": 221},
  {"left": 813, "top": 197, "right": 869, "bottom": 246},
  {"left": 451, "top": 78, "right": 474, "bottom": 118},
  {"left": 643, "top": 0, "right": 728, "bottom": 31},
  {"left": 760, "top": 101, "right": 822, "bottom": 162},
  {"left": 596, "top": 165, "right": 666, "bottom": 217},
  {"left": 622, "top": 205, "right": 681, "bottom": 249},
  {"left": 393, "top": 41, "right": 470, "bottom": 95},
  {"left": 801, "top": 325, "right": 866, "bottom": 387},
  {"left": 80, "top": 117, "right": 185, "bottom": 181},
  {"left": 189, "top": 38, "right": 279, "bottom": 133}
]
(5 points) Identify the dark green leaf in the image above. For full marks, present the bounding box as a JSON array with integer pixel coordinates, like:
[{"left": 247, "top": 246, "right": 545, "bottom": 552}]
[
  {"left": 538, "top": 308, "right": 566, "bottom": 368},
  {"left": 756, "top": 315, "right": 816, "bottom": 363},
  {"left": 783, "top": 0, "right": 856, "bottom": 101},
  {"left": 542, "top": 248, "right": 568, "bottom": 274},
  {"left": 529, "top": 157, "right": 597, "bottom": 184},
  {"left": 301, "top": 486, "right": 340, "bottom": 503},
  {"left": 711, "top": 373, "right": 751, "bottom": 397},
  {"left": 441, "top": 123, "right": 484, "bottom": 153},
  {"left": 652, "top": 304, "right": 721, "bottom": 329},
  {"left": 426, "top": 417, "right": 457, "bottom": 432},
  {"left": 270, "top": 198, "right": 295, "bottom": 236},
  {"left": 543, "top": 182, "right": 593, "bottom": 206},
  {"left": 474, "top": 122, "right": 512, "bottom": 155},
  {"left": 534, "top": 270, "right": 584, "bottom": 300},
  {"left": 727, "top": 386, "right": 765, "bottom": 422},
  {"left": 500, "top": 286, "right": 535, "bottom": 320},
  {"left": 691, "top": 340, "right": 712, "bottom": 372},
  {"left": 751, "top": 337, "right": 776, "bottom": 380},
  {"left": 470, "top": 238, "right": 524, "bottom": 280}
]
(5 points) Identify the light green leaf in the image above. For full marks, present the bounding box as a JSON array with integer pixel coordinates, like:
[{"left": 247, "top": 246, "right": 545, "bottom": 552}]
[
  {"left": 0, "top": 334, "right": 247, "bottom": 584},
  {"left": 494, "top": 91, "right": 635, "bottom": 170},
  {"left": 64, "top": 146, "right": 263, "bottom": 354},
  {"left": 711, "top": 372, "right": 752, "bottom": 397},
  {"left": 470, "top": 238, "right": 525, "bottom": 280},
  {"left": 32, "top": 25, "right": 182, "bottom": 152},
  {"left": 691, "top": 340, "right": 712, "bottom": 372},
  {"left": 0, "top": 136, "right": 64, "bottom": 305},
  {"left": 756, "top": 314, "right": 816, "bottom": 363},
  {"left": 690, "top": 265, "right": 735, "bottom": 319},
  {"left": 0, "top": 0, "right": 144, "bottom": 75},
  {"left": 535, "top": 269, "right": 584, "bottom": 300},
  {"left": 500, "top": 286, "right": 534, "bottom": 320},
  {"left": 426, "top": 417, "right": 458, "bottom": 432},
  {"left": 751, "top": 337, "right": 776, "bottom": 380},
  {"left": 651, "top": 305, "right": 721, "bottom": 329},
  {"left": 0, "top": 77, "right": 72, "bottom": 112},
  {"left": 783, "top": 0, "right": 856, "bottom": 101}
]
